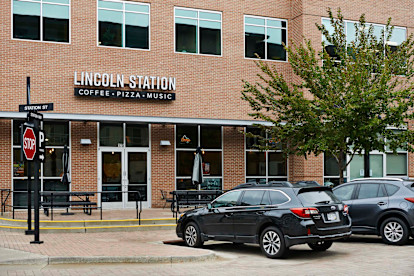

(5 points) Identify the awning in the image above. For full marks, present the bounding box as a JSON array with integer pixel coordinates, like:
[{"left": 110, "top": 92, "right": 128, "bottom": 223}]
[{"left": 0, "top": 111, "right": 273, "bottom": 127}]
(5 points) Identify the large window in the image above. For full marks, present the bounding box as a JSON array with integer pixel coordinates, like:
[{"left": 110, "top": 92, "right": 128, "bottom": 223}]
[
  {"left": 12, "top": 121, "right": 70, "bottom": 207},
  {"left": 322, "top": 18, "right": 406, "bottom": 60},
  {"left": 245, "top": 15, "right": 287, "bottom": 61},
  {"left": 98, "top": 0, "right": 150, "bottom": 49},
  {"left": 13, "top": 0, "right": 70, "bottom": 43},
  {"left": 245, "top": 127, "right": 287, "bottom": 184},
  {"left": 175, "top": 7, "right": 222, "bottom": 56},
  {"left": 176, "top": 125, "right": 222, "bottom": 190}
]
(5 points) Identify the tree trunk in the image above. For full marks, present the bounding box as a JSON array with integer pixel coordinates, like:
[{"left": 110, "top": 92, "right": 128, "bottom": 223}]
[
  {"left": 338, "top": 152, "right": 344, "bottom": 184},
  {"left": 364, "top": 152, "right": 370, "bottom": 178}
]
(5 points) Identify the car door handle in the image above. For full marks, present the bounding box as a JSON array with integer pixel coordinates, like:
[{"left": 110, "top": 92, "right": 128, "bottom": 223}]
[
  {"left": 377, "top": 202, "right": 387, "bottom": 206},
  {"left": 225, "top": 213, "right": 233, "bottom": 217}
]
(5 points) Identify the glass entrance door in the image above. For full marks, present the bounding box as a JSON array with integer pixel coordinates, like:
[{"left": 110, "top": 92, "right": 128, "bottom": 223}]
[{"left": 100, "top": 149, "right": 150, "bottom": 208}]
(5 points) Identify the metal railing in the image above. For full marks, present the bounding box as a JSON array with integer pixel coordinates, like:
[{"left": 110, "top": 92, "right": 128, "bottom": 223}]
[{"left": 0, "top": 190, "right": 143, "bottom": 225}]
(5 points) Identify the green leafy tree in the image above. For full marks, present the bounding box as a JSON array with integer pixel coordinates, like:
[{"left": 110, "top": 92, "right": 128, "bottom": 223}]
[{"left": 242, "top": 9, "right": 414, "bottom": 184}]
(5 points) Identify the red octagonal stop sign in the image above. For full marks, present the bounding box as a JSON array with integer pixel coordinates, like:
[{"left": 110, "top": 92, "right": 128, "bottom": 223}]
[{"left": 23, "top": 127, "right": 36, "bottom": 161}]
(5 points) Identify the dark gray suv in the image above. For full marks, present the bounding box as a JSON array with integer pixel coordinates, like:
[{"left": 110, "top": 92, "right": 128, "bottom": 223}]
[{"left": 332, "top": 178, "right": 414, "bottom": 245}]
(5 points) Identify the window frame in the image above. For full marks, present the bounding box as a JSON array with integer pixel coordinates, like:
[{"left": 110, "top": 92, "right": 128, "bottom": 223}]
[
  {"left": 244, "top": 14, "right": 288, "bottom": 62},
  {"left": 174, "top": 6, "right": 223, "bottom": 57},
  {"left": 175, "top": 125, "right": 223, "bottom": 190},
  {"left": 97, "top": 0, "right": 151, "bottom": 51},
  {"left": 11, "top": 0, "right": 71, "bottom": 44},
  {"left": 244, "top": 127, "right": 288, "bottom": 184}
]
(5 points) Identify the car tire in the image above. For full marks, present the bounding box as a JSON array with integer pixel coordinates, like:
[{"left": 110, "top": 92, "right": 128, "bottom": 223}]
[
  {"left": 307, "top": 240, "right": 333, "bottom": 251},
  {"left": 380, "top": 217, "right": 409, "bottom": 245},
  {"left": 183, "top": 222, "right": 203, "bottom": 248},
  {"left": 260, "top": 226, "right": 287, "bottom": 259}
]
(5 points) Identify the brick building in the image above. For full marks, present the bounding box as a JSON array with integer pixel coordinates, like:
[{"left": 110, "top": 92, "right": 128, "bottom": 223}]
[{"left": 0, "top": 0, "right": 413, "bottom": 209}]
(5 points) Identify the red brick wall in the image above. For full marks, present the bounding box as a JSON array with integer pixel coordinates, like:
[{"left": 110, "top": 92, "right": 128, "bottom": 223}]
[
  {"left": 0, "top": 120, "right": 12, "bottom": 209},
  {"left": 223, "top": 127, "right": 245, "bottom": 190},
  {"left": 151, "top": 124, "right": 175, "bottom": 207}
]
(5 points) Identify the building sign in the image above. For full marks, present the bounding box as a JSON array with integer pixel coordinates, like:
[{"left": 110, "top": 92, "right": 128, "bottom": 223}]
[{"left": 74, "top": 72, "right": 176, "bottom": 101}]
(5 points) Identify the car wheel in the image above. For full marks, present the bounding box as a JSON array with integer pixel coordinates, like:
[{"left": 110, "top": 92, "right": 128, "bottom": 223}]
[
  {"left": 307, "top": 240, "right": 333, "bottom": 251},
  {"left": 380, "top": 217, "right": 409, "bottom": 245},
  {"left": 260, "top": 226, "right": 287, "bottom": 259},
  {"left": 184, "top": 222, "right": 203, "bottom": 248}
]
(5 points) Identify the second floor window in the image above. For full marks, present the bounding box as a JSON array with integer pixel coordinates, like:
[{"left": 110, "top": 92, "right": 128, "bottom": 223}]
[
  {"left": 175, "top": 7, "right": 222, "bottom": 56},
  {"left": 98, "top": 0, "right": 150, "bottom": 49},
  {"left": 245, "top": 15, "right": 287, "bottom": 61},
  {"left": 13, "top": 0, "right": 70, "bottom": 43}
]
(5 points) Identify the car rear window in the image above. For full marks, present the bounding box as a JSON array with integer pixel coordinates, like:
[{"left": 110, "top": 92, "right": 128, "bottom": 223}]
[
  {"left": 385, "top": 184, "right": 400, "bottom": 196},
  {"left": 297, "top": 190, "right": 341, "bottom": 206}
]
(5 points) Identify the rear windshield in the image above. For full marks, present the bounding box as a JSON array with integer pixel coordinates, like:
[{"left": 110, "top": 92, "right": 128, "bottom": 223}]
[{"left": 297, "top": 190, "right": 342, "bottom": 206}]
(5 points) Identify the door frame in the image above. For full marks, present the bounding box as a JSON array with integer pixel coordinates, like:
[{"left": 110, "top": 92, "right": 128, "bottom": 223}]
[{"left": 98, "top": 147, "right": 151, "bottom": 209}]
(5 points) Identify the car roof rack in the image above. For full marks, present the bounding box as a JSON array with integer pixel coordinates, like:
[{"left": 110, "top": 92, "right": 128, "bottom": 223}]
[
  {"left": 350, "top": 177, "right": 405, "bottom": 182},
  {"left": 232, "top": 181, "right": 292, "bottom": 190}
]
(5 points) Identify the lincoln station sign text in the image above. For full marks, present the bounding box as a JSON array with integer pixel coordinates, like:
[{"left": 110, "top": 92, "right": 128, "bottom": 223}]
[{"left": 74, "top": 72, "right": 176, "bottom": 100}]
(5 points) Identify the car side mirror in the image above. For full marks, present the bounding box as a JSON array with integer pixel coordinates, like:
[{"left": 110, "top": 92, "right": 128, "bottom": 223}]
[{"left": 207, "top": 203, "right": 212, "bottom": 210}]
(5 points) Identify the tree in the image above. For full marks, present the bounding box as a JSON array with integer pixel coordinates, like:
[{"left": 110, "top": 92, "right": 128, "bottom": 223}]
[{"left": 242, "top": 9, "right": 414, "bottom": 184}]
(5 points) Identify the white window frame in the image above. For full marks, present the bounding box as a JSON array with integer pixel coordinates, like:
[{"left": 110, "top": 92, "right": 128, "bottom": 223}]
[
  {"left": 244, "top": 14, "right": 288, "bottom": 62},
  {"left": 244, "top": 127, "right": 288, "bottom": 183},
  {"left": 97, "top": 0, "right": 151, "bottom": 51},
  {"left": 11, "top": 0, "right": 71, "bottom": 44},
  {"left": 174, "top": 125, "right": 224, "bottom": 190},
  {"left": 174, "top": 6, "right": 223, "bottom": 57}
]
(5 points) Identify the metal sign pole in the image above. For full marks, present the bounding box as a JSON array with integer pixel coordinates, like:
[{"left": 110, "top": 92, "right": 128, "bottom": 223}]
[{"left": 25, "top": 77, "right": 33, "bottom": 235}]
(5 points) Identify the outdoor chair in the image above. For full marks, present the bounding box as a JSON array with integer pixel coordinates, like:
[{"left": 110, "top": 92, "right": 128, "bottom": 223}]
[{"left": 160, "top": 189, "right": 174, "bottom": 209}]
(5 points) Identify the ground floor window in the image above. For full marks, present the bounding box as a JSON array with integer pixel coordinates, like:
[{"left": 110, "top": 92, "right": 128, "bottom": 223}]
[
  {"left": 175, "top": 125, "right": 223, "bottom": 190},
  {"left": 12, "top": 120, "right": 70, "bottom": 207},
  {"left": 245, "top": 127, "right": 287, "bottom": 184}
]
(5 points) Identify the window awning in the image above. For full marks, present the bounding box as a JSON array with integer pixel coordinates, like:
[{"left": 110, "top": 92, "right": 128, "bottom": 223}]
[{"left": 0, "top": 111, "right": 273, "bottom": 127}]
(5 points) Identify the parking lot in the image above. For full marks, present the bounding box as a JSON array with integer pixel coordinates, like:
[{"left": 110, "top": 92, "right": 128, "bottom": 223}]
[{"left": 2, "top": 235, "right": 413, "bottom": 276}]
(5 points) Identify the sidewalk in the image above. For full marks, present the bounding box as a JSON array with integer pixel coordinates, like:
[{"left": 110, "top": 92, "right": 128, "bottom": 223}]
[{"left": 0, "top": 209, "right": 216, "bottom": 265}]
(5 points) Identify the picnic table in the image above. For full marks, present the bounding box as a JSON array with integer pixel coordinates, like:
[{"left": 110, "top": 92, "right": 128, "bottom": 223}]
[{"left": 41, "top": 191, "right": 97, "bottom": 219}]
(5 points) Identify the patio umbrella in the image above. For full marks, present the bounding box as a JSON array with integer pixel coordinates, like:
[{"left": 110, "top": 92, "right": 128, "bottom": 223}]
[
  {"left": 192, "top": 147, "right": 203, "bottom": 190},
  {"left": 61, "top": 145, "right": 70, "bottom": 186}
]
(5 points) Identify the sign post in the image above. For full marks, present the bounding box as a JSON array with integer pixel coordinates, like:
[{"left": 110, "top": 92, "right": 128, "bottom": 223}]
[{"left": 20, "top": 77, "right": 51, "bottom": 244}]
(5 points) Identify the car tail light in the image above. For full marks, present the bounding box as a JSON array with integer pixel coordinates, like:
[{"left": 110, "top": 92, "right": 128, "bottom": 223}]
[
  {"left": 290, "top": 208, "right": 319, "bottom": 218},
  {"left": 404, "top": 198, "right": 414, "bottom": 203},
  {"left": 343, "top": 204, "right": 349, "bottom": 214}
]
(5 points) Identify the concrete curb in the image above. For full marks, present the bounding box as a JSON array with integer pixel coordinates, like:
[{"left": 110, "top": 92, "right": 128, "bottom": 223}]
[{"left": 0, "top": 251, "right": 217, "bottom": 265}]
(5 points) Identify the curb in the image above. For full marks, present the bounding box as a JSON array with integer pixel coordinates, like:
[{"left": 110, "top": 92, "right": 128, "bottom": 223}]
[{"left": 0, "top": 252, "right": 217, "bottom": 265}]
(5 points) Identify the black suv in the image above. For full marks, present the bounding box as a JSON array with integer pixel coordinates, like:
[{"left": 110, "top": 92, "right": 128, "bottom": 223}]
[
  {"left": 332, "top": 177, "right": 414, "bottom": 245},
  {"left": 176, "top": 182, "right": 351, "bottom": 258}
]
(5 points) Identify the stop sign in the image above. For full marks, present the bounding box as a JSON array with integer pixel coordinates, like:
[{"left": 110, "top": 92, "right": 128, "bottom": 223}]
[{"left": 23, "top": 127, "right": 36, "bottom": 161}]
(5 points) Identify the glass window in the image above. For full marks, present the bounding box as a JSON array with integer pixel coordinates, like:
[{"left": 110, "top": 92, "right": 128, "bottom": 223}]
[
  {"left": 212, "top": 190, "right": 242, "bottom": 208},
  {"left": 260, "top": 191, "right": 271, "bottom": 205},
  {"left": 246, "top": 127, "right": 265, "bottom": 149},
  {"left": 126, "top": 124, "right": 149, "bottom": 147},
  {"left": 100, "top": 123, "right": 123, "bottom": 147},
  {"left": 240, "top": 190, "right": 265, "bottom": 206},
  {"left": 269, "top": 190, "right": 289, "bottom": 205},
  {"left": 13, "top": 0, "right": 69, "bottom": 43},
  {"left": 385, "top": 184, "right": 399, "bottom": 196},
  {"left": 44, "top": 122, "right": 69, "bottom": 146},
  {"left": 44, "top": 148, "right": 64, "bottom": 177},
  {"left": 268, "top": 152, "right": 286, "bottom": 176},
  {"left": 201, "top": 126, "right": 221, "bottom": 149},
  {"left": 200, "top": 178, "right": 222, "bottom": 190},
  {"left": 333, "top": 184, "right": 355, "bottom": 201},
  {"left": 176, "top": 125, "right": 198, "bottom": 149},
  {"left": 386, "top": 153, "right": 407, "bottom": 175},
  {"left": 98, "top": 0, "right": 150, "bottom": 49},
  {"left": 245, "top": 15, "right": 287, "bottom": 61},
  {"left": 357, "top": 184, "right": 381, "bottom": 199},
  {"left": 202, "top": 151, "right": 222, "bottom": 176},
  {"left": 246, "top": 152, "right": 266, "bottom": 176},
  {"left": 176, "top": 151, "right": 194, "bottom": 176},
  {"left": 175, "top": 7, "right": 222, "bottom": 55},
  {"left": 298, "top": 190, "right": 341, "bottom": 206}
]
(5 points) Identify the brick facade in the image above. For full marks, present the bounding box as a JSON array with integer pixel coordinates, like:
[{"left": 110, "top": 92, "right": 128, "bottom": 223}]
[{"left": 1, "top": 1, "right": 413, "bottom": 208}]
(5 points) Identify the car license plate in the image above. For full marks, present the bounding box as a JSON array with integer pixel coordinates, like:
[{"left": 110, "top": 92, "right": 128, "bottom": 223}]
[{"left": 327, "top": 212, "right": 339, "bottom": 221}]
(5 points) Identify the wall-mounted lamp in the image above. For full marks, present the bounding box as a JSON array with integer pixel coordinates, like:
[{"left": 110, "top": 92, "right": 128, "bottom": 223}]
[
  {"left": 80, "top": 139, "right": 92, "bottom": 145},
  {"left": 160, "top": 140, "right": 171, "bottom": 146}
]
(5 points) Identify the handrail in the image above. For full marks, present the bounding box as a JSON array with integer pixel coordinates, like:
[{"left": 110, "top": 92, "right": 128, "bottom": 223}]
[{"left": 1, "top": 190, "right": 143, "bottom": 225}]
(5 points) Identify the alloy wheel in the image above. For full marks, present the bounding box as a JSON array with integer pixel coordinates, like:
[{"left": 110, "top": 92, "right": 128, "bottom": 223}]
[
  {"left": 262, "top": 230, "right": 281, "bottom": 256},
  {"left": 185, "top": 225, "right": 197, "bottom": 246},
  {"left": 384, "top": 221, "right": 404, "bottom": 243}
]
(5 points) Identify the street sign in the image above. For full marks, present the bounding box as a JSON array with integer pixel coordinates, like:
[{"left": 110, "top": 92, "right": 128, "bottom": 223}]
[
  {"left": 19, "top": 103, "right": 53, "bottom": 112},
  {"left": 37, "top": 130, "right": 45, "bottom": 162},
  {"left": 23, "top": 127, "right": 36, "bottom": 161},
  {"left": 27, "top": 112, "right": 43, "bottom": 121}
]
